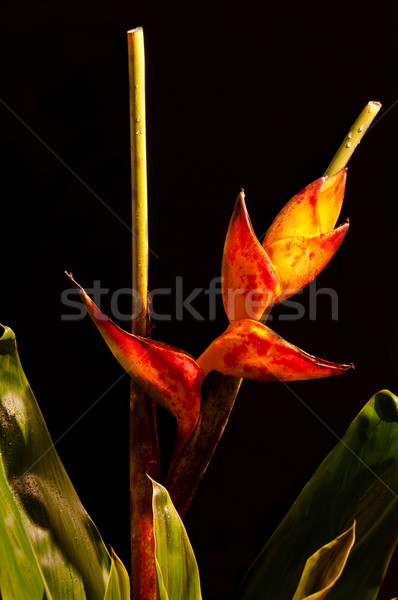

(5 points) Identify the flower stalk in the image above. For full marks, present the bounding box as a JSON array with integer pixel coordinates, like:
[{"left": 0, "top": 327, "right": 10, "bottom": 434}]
[
  {"left": 324, "top": 101, "right": 381, "bottom": 177},
  {"left": 166, "top": 374, "right": 242, "bottom": 517},
  {"left": 128, "top": 27, "right": 160, "bottom": 600}
]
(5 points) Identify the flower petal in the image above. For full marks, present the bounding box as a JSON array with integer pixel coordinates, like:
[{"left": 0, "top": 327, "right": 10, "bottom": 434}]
[
  {"left": 66, "top": 273, "right": 203, "bottom": 467},
  {"left": 197, "top": 319, "right": 353, "bottom": 381},
  {"left": 263, "top": 176, "right": 325, "bottom": 244},
  {"left": 264, "top": 221, "right": 349, "bottom": 302},
  {"left": 222, "top": 191, "right": 281, "bottom": 321}
]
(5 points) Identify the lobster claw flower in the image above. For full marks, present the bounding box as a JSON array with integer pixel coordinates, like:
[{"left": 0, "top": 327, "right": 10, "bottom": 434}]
[
  {"left": 222, "top": 169, "right": 349, "bottom": 320},
  {"left": 66, "top": 273, "right": 203, "bottom": 469},
  {"left": 197, "top": 319, "right": 353, "bottom": 381}
]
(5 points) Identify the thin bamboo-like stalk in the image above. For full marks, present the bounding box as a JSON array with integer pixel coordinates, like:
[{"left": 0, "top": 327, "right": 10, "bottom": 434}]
[
  {"left": 128, "top": 27, "right": 160, "bottom": 600},
  {"left": 325, "top": 101, "right": 381, "bottom": 177}
]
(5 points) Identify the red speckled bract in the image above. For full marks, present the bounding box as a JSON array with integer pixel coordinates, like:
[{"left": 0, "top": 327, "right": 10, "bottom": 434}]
[
  {"left": 222, "top": 191, "right": 281, "bottom": 322},
  {"left": 197, "top": 319, "right": 353, "bottom": 381},
  {"left": 66, "top": 274, "right": 203, "bottom": 468},
  {"left": 264, "top": 221, "right": 349, "bottom": 302}
]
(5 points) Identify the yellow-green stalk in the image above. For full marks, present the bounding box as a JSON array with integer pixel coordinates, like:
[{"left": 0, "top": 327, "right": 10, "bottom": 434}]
[
  {"left": 128, "top": 27, "right": 160, "bottom": 600},
  {"left": 325, "top": 101, "right": 381, "bottom": 177}
]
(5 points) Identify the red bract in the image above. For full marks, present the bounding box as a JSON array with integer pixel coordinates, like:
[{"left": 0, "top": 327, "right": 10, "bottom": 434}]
[
  {"left": 66, "top": 273, "right": 203, "bottom": 469},
  {"left": 197, "top": 319, "right": 353, "bottom": 381},
  {"left": 221, "top": 169, "right": 349, "bottom": 319},
  {"left": 222, "top": 191, "right": 281, "bottom": 322}
]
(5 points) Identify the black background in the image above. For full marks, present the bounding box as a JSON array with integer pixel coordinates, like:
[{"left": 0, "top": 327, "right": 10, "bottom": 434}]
[{"left": 1, "top": 1, "right": 398, "bottom": 598}]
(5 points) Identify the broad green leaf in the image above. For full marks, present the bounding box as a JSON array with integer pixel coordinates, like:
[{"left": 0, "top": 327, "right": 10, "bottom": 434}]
[
  {"left": 292, "top": 523, "right": 355, "bottom": 600},
  {"left": 0, "top": 325, "right": 110, "bottom": 599},
  {"left": 239, "top": 390, "right": 398, "bottom": 600},
  {"left": 103, "top": 549, "right": 130, "bottom": 599},
  {"left": 151, "top": 477, "right": 202, "bottom": 600}
]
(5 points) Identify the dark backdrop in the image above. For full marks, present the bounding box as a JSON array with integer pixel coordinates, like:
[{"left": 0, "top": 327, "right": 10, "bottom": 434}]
[{"left": 1, "top": 1, "right": 398, "bottom": 599}]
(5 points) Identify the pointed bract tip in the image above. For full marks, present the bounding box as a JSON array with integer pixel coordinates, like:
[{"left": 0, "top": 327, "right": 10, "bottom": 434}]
[
  {"left": 314, "top": 359, "right": 354, "bottom": 372},
  {"left": 325, "top": 166, "right": 347, "bottom": 179},
  {"left": 306, "top": 347, "right": 354, "bottom": 373},
  {"left": 65, "top": 272, "right": 84, "bottom": 294},
  {"left": 65, "top": 271, "right": 76, "bottom": 284}
]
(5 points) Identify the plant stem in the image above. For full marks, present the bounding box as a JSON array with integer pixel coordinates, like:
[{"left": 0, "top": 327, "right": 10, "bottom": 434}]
[
  {"left": 166, "top": 373, "right": 241, "bottom": 517},
  {"left": 128, "top": 27, "right": 160, "bottom": 600},
  {"left": 324, "top": 101, "right": 381, "bottom": 177}
]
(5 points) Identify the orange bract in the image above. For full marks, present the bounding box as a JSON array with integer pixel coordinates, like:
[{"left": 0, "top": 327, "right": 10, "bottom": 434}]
[
  {"left": 263, "top": 169, "right": 347, "bottom": 244},
  {"left": 197, "top": 319, "right": 353, "bottom": 381},
  {"left": 264, "top": 221, "right": 349, "bottom": 302},
  {"left": 222, "top": 191, "right": 281, "bottom": 321}
]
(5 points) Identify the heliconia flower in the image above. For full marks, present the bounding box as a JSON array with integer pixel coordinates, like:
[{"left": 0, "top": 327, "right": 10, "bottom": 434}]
[
  {"left": 66, "top": 273, "right": 203, "bottom": 469},
  {"left": 222, "top": 169, "right": 349, "bottom": 321},
  {"left": 196, "top": 319, "right": 353, "bottom": 381}
]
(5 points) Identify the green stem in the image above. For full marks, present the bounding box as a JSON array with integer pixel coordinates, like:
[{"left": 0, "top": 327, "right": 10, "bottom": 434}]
[
  {"left": 324, "top": 101, "right": 381, "bottom": 177},
  {"left": 128, "top": 27, "right": 160, "bottom": 600},
  {"left": 129, "top": 27, "right": 148, "bottom": 335}
]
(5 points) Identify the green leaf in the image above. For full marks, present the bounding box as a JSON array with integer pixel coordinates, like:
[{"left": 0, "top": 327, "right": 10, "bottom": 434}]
[
  {"left": 151, "top": 477, "right": 202, "bottom": 600},
  {"left": 0, "top": 325, "right": 111, "bottom": 599},
  {"left": 292, "top": 523, "right": 355, "bottom": 600},
  {"left": 103, "top": 549, "right": 130, "bottom": 599},
  {"left": 238, "top": 390, "right": 398, "bottom": 600}
]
